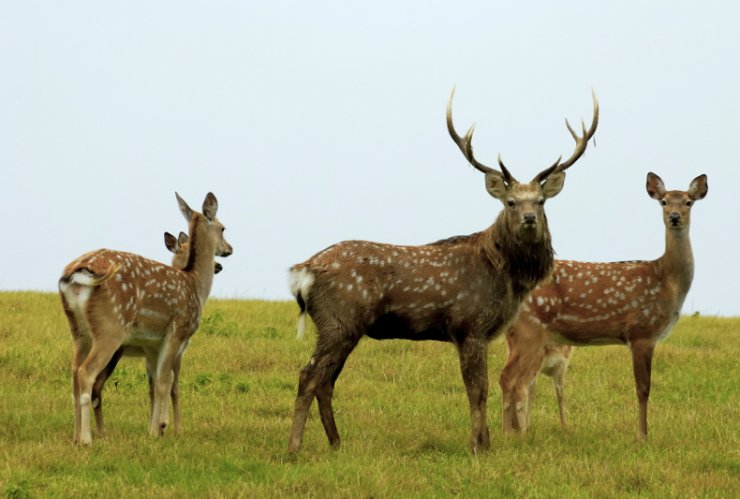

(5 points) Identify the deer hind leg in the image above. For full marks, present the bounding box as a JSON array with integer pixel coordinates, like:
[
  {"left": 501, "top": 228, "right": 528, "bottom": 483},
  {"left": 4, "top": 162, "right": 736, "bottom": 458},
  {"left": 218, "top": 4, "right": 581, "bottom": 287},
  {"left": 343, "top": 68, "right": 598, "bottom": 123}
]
[
  {"left": 170, "top": 354, "right": 183, "bottom": 434},
  {"left": 457, "top": 337, "right": 490, "bottom": 454},
  {"left": 500, "top": 324, "right": 546, "bottom": 433},
  {"left": 630, "top": 339, "right": 655, "bottom": 439},
  {"left": 288, "top": 328, "right": 359, "bottom": 453},
  {"left": 526, "top": 377, "right": 537, "bottom": 429},
  {"left": 91, "top": 348, "right": 124, "bottom": 436},
  {"left": 552, "top": 361, "right": 568, "bottom": 427},
  {"left": 61, "top": 294, "right": 92, "bottom": 445},
  {"left": 76, "top": 329, "right": 125, "bottom": 446},
  {"left": 149, "top": 334, "right": 186, "bottom": 438},
  {"left": 315, "top": 339, "right": 358, "bottom": 449},
  {"left": 70, "top": 337, "right": 91, "bottom": 445}
]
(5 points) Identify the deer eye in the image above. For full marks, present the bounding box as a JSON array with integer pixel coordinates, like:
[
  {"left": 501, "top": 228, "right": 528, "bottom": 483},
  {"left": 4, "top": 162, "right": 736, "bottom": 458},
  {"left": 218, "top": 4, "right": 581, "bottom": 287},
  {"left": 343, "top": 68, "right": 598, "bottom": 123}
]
[
  {"left": 538, "top": 198, "right": 545, "bottom": 206},
  {"left": 660, "top": 200, "right": 667, "bottom": 206},
  {"left": 507, "top": 199, "right": 515, "bottom": 208},
  {"left": 686, "top": 201, "right": 693, "bottom": 206}
]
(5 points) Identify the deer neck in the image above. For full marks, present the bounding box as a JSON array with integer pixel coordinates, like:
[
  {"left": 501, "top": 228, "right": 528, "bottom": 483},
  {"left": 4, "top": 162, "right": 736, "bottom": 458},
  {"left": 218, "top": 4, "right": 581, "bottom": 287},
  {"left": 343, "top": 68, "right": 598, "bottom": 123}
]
[
  {"left": 660, "top": 226, "right": 694, "bottom": 291},
  {"left": 184, "top": 215, "right": 217, "bottom": 306},
  {"left": 483, "top": 215, "right": 555, "bottom": 297}
]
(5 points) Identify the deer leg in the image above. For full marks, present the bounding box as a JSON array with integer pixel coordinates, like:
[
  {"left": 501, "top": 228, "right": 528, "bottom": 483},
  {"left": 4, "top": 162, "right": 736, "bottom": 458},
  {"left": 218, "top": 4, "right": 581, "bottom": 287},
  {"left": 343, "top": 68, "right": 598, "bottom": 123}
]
[
  {"left": 501, "top": 340, "right": 545, "bottom": 433},
  {"left": 513, "top": 349, "right": 545, "bottom": 432},
  {"left": 92, "top": 348, "right": 124, "bottom": 436},
  {"left": 149, "top": 336, "right": 183, "bottom": 438},
  {"left": 145, "top": 354, "right": 156, "bottom": 427},
  {"left": 526, "top": 377, "right": 537, "bottom": 429},
  {"left": 630, "top": 339, "right": 655, "bottom": 439},
  {"left": 315, "top": 340, "right": 358, "bottom": 449},
  {"left": 289, "top": 331, "right": 359, "bottom": 453},
  {"left": 553, "top": 363, "right": 567, "bottom": 428},
  {"left": 170, "top": 354, "right": 182, "bottom": 435},
  {"left": 62, "top": 296, "right": 91, "bottom": 445},
  {"left": 76, "top": 336, "right": 124, "bottom": 446},
  {"left": 457, "top": 337, "right": 490, "bottom": 454},
  {"left": 70, "top": 338, "right": 90, "bottom": 445},
  {"left": 500, "top": 321, "right": 547, "bottom": 433}
]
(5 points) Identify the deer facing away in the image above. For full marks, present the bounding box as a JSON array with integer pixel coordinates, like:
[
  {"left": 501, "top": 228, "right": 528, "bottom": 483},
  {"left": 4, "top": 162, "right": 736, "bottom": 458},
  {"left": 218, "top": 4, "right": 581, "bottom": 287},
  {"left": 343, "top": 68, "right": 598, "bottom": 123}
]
[
  {"left": 287, "top": 89, "right": 598, "bottom": 453},
  {"left": 58, "top": 193, "right": 232, "bottom": 445},
  {"left": 500, "top": 172, "right": 708, "bottom": 437},
  {"left": 89, "top": 231, "right": 223, "bottom": 437}
]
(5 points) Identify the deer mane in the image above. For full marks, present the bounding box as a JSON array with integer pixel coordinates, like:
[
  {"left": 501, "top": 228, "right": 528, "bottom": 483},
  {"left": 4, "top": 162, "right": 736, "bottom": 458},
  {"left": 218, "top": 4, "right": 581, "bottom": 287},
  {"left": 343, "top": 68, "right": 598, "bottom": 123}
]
[{"left": 485, "top": 213, "right": 555, "bottom": 296}]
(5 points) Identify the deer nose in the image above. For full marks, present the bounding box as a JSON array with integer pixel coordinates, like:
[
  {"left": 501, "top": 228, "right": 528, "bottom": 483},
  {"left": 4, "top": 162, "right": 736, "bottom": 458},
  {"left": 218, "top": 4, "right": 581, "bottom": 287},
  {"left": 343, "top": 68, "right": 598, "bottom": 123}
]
[
  {"left": 523, "top": 213, "right": 536, "bottom": 225},
  {"left": 669, "top": 212, "right": 680, "bottom": 224}
]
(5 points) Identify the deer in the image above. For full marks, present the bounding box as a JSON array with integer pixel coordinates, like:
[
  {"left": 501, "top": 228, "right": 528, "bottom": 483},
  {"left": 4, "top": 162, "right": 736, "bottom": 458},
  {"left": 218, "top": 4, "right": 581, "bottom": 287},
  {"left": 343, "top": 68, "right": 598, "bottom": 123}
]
[
  {"left": 287, "top": 89, "right": 599, "bottom": 454},
  {"left": 89, "top": 231, "right": 223, "bottom": 437},
  {"left": 499, "top": 172, "right": 708, "bottom": 438},
  {"left": 58, "top": 192, "right": 232, "bottom": 445}
]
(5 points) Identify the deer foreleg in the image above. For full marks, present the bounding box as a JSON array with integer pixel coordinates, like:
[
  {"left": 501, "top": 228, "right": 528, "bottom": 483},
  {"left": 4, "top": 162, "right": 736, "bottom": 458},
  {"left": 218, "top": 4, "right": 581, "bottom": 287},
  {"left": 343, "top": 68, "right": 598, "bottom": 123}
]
[
  {"left": 630, "top": 339, "right": 655, "bottom": 439},
  {"left": 457, "top": 337, "right": 490, "bottom": 454}
]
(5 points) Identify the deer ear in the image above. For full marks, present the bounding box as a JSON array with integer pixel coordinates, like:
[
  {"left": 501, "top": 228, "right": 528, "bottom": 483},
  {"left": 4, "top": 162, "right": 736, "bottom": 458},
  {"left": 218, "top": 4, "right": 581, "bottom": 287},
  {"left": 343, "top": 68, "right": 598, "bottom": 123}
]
[
  {"left": 485, "top": 174, "right": 507, "bottom": 200},
  {"left": 203, "top": 192, "right": 218, "bottom": 221},
  {"left": 541, "top": 172, "right": 565, "bottom": 199},
  {"left": 164, "top": 232, "right": 178, "bottom": 254},
  {"left": 646, "top": 172, "right": 666, "bottom": 200},
  {"left": 688, "top": 174, "right": 708, "bottom": 200},
  {"left": 176, "top": 192, "right": 194, "bottom": 221},
  {"left": 178, "top": 231, "right": 189, "bottom": 245}
]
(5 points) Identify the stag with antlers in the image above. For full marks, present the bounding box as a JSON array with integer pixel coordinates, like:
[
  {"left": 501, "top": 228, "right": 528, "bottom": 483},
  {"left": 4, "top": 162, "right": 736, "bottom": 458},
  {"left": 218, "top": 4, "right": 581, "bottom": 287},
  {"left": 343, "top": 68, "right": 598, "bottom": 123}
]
[
  {"left": 500, "top": 172, "right": 707, "bottom": 438},
  {"left": 287, "top": 89, "right": 599, "bottom": 453}
]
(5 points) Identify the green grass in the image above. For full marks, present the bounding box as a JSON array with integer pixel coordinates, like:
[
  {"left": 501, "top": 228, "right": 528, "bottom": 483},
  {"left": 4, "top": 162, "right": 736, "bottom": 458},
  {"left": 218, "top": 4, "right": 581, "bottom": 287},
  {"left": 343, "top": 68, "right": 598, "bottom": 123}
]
[{"left": 0, "top": 292, "right": 738, "bottom": 497}]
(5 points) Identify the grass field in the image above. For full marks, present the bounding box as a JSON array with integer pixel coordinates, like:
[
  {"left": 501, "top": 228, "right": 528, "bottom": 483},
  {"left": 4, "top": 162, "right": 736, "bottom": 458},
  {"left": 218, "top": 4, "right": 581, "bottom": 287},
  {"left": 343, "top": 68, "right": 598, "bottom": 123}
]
[{"left": 0, "top": 291, "right": 738, "bottom": 497}]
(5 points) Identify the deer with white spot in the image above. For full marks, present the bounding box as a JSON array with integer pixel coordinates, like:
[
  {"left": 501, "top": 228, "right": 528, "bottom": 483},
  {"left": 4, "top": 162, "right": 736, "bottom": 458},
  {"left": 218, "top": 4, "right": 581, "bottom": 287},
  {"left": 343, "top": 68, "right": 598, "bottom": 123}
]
[
  {"left": 500, "top": 173, "right": 708, "bottom": 438},
  {"left": 287, "top": 89, "right": 598, "bottom": 454},
  {"left": 58, "top": 193, "right": 232, "bottom": 445},
  {"left": 89, "top": 231, "right": 223, "bottom": 437}
]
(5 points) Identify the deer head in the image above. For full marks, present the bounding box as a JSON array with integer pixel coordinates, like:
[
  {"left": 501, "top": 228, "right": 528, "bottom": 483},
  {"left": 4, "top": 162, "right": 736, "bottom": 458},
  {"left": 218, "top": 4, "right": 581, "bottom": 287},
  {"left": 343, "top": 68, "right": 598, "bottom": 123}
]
[
  {"left": 446, "top": 88, "right": 599, "bottom": 243},
  {"left": 175, "top": 192, "right": 233, "bottom": 261},
  {"left": 164, "top": 231, "right": 223, "bottom": 274},
  {"left": 646, "top": 172, "right": 708, "bottom": 230}
]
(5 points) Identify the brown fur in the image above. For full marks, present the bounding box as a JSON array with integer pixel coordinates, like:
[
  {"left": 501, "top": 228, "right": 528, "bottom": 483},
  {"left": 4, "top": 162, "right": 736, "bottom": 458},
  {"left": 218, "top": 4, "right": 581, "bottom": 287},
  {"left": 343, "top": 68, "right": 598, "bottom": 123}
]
[
  {"left": 58, "top": 193, "right": 231, "bottom": 445},
  {"left": 288, "top": 182, "right": 563, "bottom": 454},
  {"left": 89, "top": 231, "right": 223, "bottom": 436},
  {"left": 287, "top": 91, "right": 597, "bottom": 454},
  {"left": 500, "top": 173, "right": 708, "bottom": 438}
]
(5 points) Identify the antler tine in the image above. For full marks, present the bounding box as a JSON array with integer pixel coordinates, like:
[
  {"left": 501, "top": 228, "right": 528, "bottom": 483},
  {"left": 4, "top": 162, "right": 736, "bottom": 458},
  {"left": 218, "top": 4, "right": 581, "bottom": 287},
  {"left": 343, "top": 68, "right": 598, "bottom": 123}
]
[
  {"left": 553, "top": 90, "right": 599, "bottom": 174},
  {"left": 446, "top": 88, "right": 505, "bottom": 179}
]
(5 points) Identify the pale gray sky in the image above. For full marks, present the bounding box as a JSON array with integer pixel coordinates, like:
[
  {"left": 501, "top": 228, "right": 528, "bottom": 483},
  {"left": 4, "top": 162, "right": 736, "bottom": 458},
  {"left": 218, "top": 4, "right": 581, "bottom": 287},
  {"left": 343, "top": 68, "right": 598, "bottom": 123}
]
[{"left": 1, "top": 1, "right": 737, "bottom": 315}]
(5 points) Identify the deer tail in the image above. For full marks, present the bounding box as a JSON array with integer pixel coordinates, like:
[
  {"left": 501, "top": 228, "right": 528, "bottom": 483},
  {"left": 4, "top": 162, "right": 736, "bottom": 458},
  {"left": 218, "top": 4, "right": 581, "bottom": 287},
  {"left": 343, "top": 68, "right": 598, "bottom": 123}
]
[{"left": 289, "top": 266, "right": 314, "bottom": 340}]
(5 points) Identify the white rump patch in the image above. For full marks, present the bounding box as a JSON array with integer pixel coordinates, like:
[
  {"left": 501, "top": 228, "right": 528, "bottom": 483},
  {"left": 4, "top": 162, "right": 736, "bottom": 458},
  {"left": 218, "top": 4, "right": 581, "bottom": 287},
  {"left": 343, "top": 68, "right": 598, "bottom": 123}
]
[{"left": 289, "top": 267, "right": 315, "bottom": 301}]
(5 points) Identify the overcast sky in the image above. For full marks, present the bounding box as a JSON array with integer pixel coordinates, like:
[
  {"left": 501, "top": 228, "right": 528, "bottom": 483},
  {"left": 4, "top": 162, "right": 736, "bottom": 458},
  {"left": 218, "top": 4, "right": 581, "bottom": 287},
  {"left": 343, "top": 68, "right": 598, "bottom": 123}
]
[{"left": 1, "top": 1, "right": 737, "bottom": 315}]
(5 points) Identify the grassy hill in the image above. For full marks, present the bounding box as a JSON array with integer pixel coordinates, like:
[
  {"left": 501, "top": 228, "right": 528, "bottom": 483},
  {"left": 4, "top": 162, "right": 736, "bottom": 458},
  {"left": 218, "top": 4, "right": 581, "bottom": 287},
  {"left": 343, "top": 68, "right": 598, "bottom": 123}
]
[{"left": 1, "top": 292, "right": 738, "bottom": 497}]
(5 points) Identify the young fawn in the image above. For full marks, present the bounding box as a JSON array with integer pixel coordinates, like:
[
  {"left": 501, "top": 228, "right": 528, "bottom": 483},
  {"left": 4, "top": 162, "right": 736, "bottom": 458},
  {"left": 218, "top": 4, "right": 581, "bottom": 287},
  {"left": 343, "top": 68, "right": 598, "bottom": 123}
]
[
  {"left": 500, "top": 173, "right": 708, "bottom": 437},
  {"left": 287, "top": 89, "right": 598, "bottom": 454},
  {"left": 89, "top": 232, "right": 223, "bottom": 436},
  {"left": 59, "top": 193, "right": 232, "bottom": 445}
]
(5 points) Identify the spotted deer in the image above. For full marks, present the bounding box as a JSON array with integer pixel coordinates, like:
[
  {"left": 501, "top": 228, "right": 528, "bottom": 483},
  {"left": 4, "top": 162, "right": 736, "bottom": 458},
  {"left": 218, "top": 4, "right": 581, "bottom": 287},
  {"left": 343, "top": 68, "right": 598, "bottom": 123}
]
[
  {"left": 58, "top": 192, "right": 232, "bottom": 445},
  {"left": 500, "top": 172, "right": 708, "bottom": 438},
  {"left": 287, "top": 89, "right": 598, "bottom": 454},
  {"left": 89, "top": 231, "right": 223, "bottom": 437}
]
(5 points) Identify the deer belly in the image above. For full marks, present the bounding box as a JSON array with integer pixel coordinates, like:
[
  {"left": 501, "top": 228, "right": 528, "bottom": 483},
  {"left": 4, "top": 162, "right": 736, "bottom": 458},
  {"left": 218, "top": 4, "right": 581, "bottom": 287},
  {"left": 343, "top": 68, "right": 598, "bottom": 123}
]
[
  {"left": 365, "top": 312, "right": 449, "bottom": 342},
  {"left": 126, "top": 308, "right": 173, "bottom": 346}
]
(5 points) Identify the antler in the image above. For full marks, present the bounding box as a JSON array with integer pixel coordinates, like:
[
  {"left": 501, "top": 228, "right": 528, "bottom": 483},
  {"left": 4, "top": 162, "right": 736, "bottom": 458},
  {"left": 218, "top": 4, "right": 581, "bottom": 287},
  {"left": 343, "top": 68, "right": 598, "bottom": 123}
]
[
  {"left": 446, "top": 87, "right": 515, "bottom": 183},
  {"left": 535, "top": 90, "right": 599, "bottom": 182}
]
